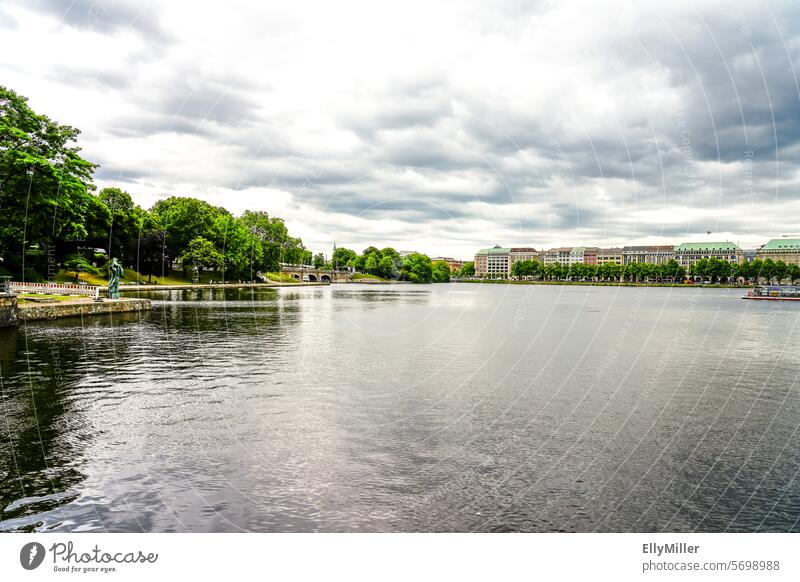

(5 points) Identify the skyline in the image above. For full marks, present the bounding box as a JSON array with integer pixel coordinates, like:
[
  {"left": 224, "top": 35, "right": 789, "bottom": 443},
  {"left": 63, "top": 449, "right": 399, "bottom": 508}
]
[{"left": 2, "top": 1, "right": 800, "bottom": 257}]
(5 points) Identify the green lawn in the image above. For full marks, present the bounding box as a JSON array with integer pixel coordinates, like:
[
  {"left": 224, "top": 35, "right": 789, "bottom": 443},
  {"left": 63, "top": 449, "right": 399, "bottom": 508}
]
[
  {"left": 265, "top": 272, "right": 300, "bottom": 283},
  {"left": 351, "top": 273, "right": 388, "bottom": 282},
  {"left": 18, "top": 293, "right": 91, "bottom": 305}
]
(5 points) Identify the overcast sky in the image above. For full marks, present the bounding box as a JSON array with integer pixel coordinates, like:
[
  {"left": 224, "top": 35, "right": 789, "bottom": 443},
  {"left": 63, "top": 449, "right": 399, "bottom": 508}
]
[{"left": 2, "top": 0, "right": 799, "bottom": 258}]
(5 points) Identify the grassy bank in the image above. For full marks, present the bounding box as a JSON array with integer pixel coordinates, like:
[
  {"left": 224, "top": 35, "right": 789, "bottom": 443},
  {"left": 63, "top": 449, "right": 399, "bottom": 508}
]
[
  {"left": 264, "top": 272, "right": 300, "bottom": 283},
  {"left": 456, "top": 279, "right": 750, "bottom": 288},
  {"left": 351, "top": 273, "right": 388, "bottom": 282},
  {"left": 52, "top": 268, "right": 276, "bottom": 286}
]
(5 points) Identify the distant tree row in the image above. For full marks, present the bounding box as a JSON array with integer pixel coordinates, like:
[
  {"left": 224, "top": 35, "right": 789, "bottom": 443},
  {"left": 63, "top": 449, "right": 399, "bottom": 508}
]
[
  {"left": 0, "top": 85, "right": 309, "bottom": 282},
  {"left": 328, "top": 246, "right": 451, "bottom": 283},
  {"left": 508, "top": 258, "right": 800, "bottom": 284}
]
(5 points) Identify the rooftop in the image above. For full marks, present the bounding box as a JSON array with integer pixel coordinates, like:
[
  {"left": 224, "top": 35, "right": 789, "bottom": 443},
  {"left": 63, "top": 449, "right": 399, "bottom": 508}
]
[
  {"left": 675, "top": 242, "right": 741, "bottom": 251},
  {"left": 760, "top": 238, "right": 800, "bottom": 251},
  {"left": 623, "top": 245, "right": 675, "bottom": 252},
  {"left": 475, "top": 246, "right": 512, "bottom": 255}
]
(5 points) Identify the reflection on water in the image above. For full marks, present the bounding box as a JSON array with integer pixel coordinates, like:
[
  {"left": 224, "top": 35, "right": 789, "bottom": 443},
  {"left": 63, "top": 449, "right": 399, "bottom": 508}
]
[{"left": 1, "top": 284, "right": 799, "bottom": 532}]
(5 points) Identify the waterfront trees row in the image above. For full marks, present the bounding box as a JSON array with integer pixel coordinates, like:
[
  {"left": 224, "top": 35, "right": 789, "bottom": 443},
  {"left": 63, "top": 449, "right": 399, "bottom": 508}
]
[
  {"left": 508, "top": 258, "right": 800, "bottom": 284},
  {"left": 326, "top": 245, "right": 450, "bottom": 283},
  {"left": 0, "top": 85, "right": 310, "bottom": 282}
]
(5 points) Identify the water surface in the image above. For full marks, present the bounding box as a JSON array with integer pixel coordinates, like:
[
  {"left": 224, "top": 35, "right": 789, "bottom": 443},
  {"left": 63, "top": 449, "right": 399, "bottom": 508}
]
[{"left": 1, "top": 283, "right": 799, "bottom": 532}]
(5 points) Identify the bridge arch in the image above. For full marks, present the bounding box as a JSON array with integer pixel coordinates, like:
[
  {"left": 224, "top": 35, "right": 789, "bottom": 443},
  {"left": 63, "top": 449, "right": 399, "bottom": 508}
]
[
  {"left": 291, "top": 273, "right": 301, "bottom": 280},
  {"left": 320, "top": 274, "right": 331, "bottom": 283},
  {"left": 306, "top": 274, "right": 318, "bottom": 282}
]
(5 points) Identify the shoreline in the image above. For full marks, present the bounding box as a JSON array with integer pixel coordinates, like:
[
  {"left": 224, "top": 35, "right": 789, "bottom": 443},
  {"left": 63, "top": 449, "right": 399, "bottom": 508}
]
[
  {"left": 455, "top": 280, "right": 752, "bottom": 289},
  {"left": 113, "top": 281, "right": 327, "bottom": 291}
]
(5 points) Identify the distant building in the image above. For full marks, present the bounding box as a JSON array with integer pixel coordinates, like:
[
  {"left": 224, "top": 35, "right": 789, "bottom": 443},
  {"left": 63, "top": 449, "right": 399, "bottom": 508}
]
[
  {"left": 623, "top": 245, "right": 675, "bottom": 265},
  {"left": 431, "top": 257, "right": 466, "bottom": 272},
  {"left": 569, "top": 247, "right": 586, "bottom": 265},
  {"left": 474, "top": 246, "right": 512, "bottom": 277},
  {"left": 509, "top": 247, "right": 539, "bottom": 272},
  {"left": 583, "top": 247, "right": 598, "bottom": 265},
  {"left": 755, "top": 238, "right": 800, "bottom": 265},
  {"left": 543, "top": 247, "right": 572, "bottom": 265},
  {"left": 597, "top": 247, "right": 623, "bottom": 265},
  {"left": 674, "top": 242, "right": 743, "bottom": 267}
]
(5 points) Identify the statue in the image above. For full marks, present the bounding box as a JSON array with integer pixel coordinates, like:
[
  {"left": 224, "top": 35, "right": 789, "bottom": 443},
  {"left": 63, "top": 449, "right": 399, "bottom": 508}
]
[
  {"left": 107, "top": 258, "right": 123, "bottom": 299},
  {"left": 192, "top": 264, "right": 200, "bottom": 284}
]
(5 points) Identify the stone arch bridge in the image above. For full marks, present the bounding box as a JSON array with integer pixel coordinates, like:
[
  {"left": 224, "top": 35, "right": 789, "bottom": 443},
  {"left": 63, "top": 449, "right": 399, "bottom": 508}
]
[{"left": 280, "top": 265, "right": 353, "bottom": 283}]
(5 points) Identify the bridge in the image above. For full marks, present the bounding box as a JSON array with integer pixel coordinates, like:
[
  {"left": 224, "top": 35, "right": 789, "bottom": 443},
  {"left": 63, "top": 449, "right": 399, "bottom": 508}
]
[{"left": 279, "top": 265, "right": 354, "bottom": 283}]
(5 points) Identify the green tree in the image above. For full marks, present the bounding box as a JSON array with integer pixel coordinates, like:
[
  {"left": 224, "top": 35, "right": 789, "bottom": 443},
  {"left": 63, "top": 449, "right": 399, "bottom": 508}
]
[
  {"left": 151, "top": 196, "right": 226, "bottom": 266},
  {"left": 98, "top": 187, "right": 143, "bottom": 265},
  {"left": 313, "top": 253, "right": 326, "bottom": 269},
  {"left": 331, "top": 246, "right": 357, "bottom": 270},
  {"left": 459, "top": 261, "right": 475, "bottom": 277},
  {"left": 400, "top": 253, "right": 433, "bottom": 283},
  {"left": 364, "top": 254, "right": 378, "bottom": 274},
  {"left": 0, "top": 85, "right": 99, "bottom": 277},
  {"left": 432, "top": 260, "right": 451, "bottom": 283},
  {"left": 378, "top": 255, "right": 398, "bottom": 279},
  {"left": 788, "top": 263, "right": 800, "bottom": 284},
  {"left": 212, "top": 213, "right": 262, "bottom": 280},
  {"left": 180, "top": 236, "right": 223, "bottom": 272}
]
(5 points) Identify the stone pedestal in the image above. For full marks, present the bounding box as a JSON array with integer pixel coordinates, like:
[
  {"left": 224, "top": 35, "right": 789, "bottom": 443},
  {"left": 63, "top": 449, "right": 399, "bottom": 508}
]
[{"left": 0, "top": 293, "right": 19, "bottom": 327}]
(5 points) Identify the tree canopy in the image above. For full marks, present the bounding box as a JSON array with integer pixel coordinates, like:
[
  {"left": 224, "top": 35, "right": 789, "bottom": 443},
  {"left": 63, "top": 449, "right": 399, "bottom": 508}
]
[{"left": 0, "top": 87, "right": 312, "bottom": 282}]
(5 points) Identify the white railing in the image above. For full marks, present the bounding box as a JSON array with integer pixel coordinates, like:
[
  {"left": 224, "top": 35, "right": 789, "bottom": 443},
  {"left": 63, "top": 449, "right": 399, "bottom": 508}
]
[{"left": 10, "top": 282, "right": 100, "bottom": 299}]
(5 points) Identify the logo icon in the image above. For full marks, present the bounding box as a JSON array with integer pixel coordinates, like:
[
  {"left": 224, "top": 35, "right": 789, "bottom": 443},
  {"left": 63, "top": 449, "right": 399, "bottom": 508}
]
[{"left": 20, "top": 542, "right": 46, "bottom": 570}]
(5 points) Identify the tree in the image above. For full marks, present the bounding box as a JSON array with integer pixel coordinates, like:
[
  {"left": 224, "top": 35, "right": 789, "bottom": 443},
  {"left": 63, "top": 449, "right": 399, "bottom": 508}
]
[
  {"left": 239, "top": 210, "right": 307, "bottom": 272},
  {"left": 180, "top": 236, "right": 223, "bottom": 272},
  {"left": 364, "top": 254, "right": 378, "bottom": 274},
  {"left": 788, "top": 263, "right": 800, "bottom": 284},
  {"left": 773, "top": 260, "right": 788, "bottom": 284},
  {"left": 151, "top": 196, "right": 226, "bottom": 266},
  {"left": 432, "top": 260, "right": 451, "bottom": 283},
  {"left": 64, "top": 253, "right": 98, "bottom": 282},
  {"left": 313, "top": 253, "right": 326, "bottom": 269},
  {"left": 378, "top": 255, "right": 397, "bottom": 279},
  {"left": 0, "top": 85, "right": 99, "bottom": 277},
  {"left": 459, "top": 261, "right": 475, "bottom": 277},
  {"left": 331, "top": 246, "right": 357, "bottom": 270},
  {"left": 213, "top": 213, "right": 262, "bottom": 281},
  {"left": 400, "top": 253, "right": 433, "bottom": 283},
  {"left": 137, "top": 226, "right": 169, "bottom": 283},
  {"left": 98, "top": 187, "right": 144, "bottom": 265}
]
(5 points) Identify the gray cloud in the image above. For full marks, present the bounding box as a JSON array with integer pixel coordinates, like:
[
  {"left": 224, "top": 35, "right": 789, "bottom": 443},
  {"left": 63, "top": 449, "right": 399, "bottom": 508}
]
[
  {"left": 7, "top": 0, "right": 800, "bottom": 256},
  {"left": 26, "top": 0, "right": 166, "bottom": 40}
]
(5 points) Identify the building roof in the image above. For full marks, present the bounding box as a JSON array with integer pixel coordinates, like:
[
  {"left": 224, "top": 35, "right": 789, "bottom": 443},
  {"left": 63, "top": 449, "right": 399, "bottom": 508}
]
[
  {"left": 623, "top": 245, "right": 675, "bottom": 252},
  {"left": 597, "top": 247, "right": 623, "bottom": 253},
  {"left": 545, "top": 247, "right": 573, "bottom": 253},
  {"left": 475, "top": 246, "right": 511, "bottom": 255},
  {"left": 760, "top": 238, "right": 800, "bottom": 251},
  {"left": 675, "top": 242, "right": 741, "bottom": 252},
  {"left": 510, "top": 247, "right": 537, "bottom": 252}
]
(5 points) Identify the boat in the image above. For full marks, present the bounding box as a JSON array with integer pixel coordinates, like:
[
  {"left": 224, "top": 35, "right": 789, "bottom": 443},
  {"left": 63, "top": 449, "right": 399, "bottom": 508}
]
[{"left": 743, "top": 285, "right": 800, "bottom": 301}]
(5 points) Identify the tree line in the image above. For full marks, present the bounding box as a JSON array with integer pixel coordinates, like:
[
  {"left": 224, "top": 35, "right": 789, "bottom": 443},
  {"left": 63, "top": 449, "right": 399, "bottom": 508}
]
[
  {"left": 0, "top": 85, "right": 454, "bottom": 285},
  {"left": 328, "top": 246, "right": 451, "bottom": 283},
  {"left": 0, "top": 85, "right": 313, "bottom": 282},
  {"left": 508, "top": 257, "right": 800, "bottom": 284}
]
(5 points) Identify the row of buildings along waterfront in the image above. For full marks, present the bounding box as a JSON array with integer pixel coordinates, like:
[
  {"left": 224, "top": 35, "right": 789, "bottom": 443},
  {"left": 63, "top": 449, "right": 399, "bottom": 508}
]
[{"left": 473, "top": 238, "right": 800, "bottom": 277}]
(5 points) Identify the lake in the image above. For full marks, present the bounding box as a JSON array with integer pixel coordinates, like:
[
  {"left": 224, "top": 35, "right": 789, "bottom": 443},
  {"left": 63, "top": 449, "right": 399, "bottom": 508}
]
[{"left": 1, "top": 283, "right": 799, "bottom": 532}]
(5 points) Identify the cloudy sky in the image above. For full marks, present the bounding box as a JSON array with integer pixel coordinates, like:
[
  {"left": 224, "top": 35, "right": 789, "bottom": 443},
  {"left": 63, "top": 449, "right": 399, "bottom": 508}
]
[{"left": 2, "top": 0, "right": 799, "bottom": 258}]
